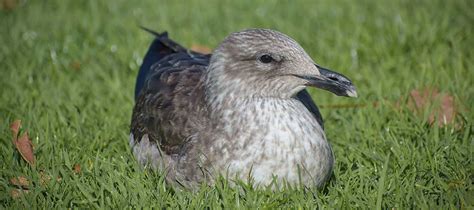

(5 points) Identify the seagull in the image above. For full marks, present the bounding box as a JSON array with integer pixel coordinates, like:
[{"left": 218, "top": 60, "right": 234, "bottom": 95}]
[{"left": 130, "top": 28, "right": 357, "bottom": 188}]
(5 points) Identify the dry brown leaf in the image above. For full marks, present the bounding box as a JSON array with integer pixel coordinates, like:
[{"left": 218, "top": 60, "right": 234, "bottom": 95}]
[
  {"left": 10, "top": 176, "right": 30, "bottom": 188},
  {"left": 13, "top": 132, "right": 35, "bottom": 166},
  {"left": 191, "top": 44, "right": 212, "bottom": 54},
  {"left": 406, "top": 88, "right": 456, "bottom": 127},
  {"left": 1, "top": 0, "right": 18, "bottom": 11},
  {"left": 73, "top": 164, "right": 81, "bottom": 174},
  {"left": 70, "top": 60, "right": 81, "bottom": 71},
  {"left": 10, "top": 119, "right": 21, "bottom": 139},
  {"left": 10, "top": 120, "right": 36, "bottom": 166},
  {"left": 10, "top": 189, "right": 30, "bottom": 199}
]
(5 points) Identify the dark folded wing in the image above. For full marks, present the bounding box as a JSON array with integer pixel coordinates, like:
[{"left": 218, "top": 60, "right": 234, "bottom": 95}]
[
  {"left": 295, "top": 90, "right": 324, "bottom": 130},
  {"left": 131, "top": 29, "right": 210, "bottom": 155}
]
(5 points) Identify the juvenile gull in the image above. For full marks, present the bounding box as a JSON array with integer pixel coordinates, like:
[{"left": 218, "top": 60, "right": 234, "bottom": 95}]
[{"left": 130, "top": 28, "right": 357, "bottom": 188}]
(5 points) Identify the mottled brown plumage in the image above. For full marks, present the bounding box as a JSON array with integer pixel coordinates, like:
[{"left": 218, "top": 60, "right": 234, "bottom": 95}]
[{"left": 130, "top": 28, "right": 357, "bottom": 188}]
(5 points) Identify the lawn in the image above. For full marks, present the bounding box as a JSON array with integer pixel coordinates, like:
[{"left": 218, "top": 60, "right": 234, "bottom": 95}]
[{"left": 1, "top": 0, "right": 472, "bottom": 208}]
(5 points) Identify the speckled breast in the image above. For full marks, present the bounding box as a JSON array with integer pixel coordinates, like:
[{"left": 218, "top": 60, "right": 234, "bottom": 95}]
[{"left": 205, "top": 98, "right": 334, "bottom": 187}]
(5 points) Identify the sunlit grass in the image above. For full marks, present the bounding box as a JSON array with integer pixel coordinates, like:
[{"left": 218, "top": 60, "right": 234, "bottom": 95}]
[{"left": 0, "top": 0, "right": 472, "bottom": 208}]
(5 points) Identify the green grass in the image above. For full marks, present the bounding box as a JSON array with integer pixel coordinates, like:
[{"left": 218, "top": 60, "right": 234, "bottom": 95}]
[{"left": 1, "top": 0, "right": 472, "bottom": 208}]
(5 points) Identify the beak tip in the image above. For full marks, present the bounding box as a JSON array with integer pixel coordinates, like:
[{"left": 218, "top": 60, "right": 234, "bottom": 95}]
[{"left": 346, "top": 89, "right": 358, "bottom": 98}]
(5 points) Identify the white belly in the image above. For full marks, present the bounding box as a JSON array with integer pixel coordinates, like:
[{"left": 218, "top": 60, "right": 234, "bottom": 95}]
[{"left": 208, "top": 99, "right": 334, "bottom": 187}]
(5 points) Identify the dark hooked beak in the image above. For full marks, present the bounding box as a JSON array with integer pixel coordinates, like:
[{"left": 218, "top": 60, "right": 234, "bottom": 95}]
[{"left": 296, "top": 65, "right": 357, "bottom": 97}]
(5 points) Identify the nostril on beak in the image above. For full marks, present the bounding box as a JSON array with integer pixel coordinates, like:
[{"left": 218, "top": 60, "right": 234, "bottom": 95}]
[{"left": 328, "top": 76, "right": 339, "bottom": 81}]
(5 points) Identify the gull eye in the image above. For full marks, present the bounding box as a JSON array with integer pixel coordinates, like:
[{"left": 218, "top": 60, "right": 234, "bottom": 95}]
[{"left": 258, "top": 54, "right": 274, "bottom": 63}]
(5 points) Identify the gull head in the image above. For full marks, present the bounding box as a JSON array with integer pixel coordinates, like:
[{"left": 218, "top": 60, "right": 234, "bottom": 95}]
[{"left": 206, "top": 28, "right": 357, "bottom": 99}]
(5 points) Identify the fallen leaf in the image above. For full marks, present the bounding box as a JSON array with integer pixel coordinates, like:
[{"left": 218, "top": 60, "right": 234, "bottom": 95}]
[
  {"left": 10, "top": 119, "right": 21, "bottom": 139},
  {"left": 13, "top": 131, "right": 35, "bottom": 166},
  {"left": 73, "top": 164, "right": 81, "bottom": 174},
  {"left": 70, "top": 60, "right": 81, "bottom": 71},
  {"left": 10, "top": 189, "right": 30, "bottom": 199},
  {"left": 1, "top": 0, "right": 18, "bottom": 11},
  {"left": 191, "top": 44, "right": 212, "bottom": 54},
  {"left": 10, "top": 120, "right": 36, "bottom": 166},
  {"left": 10, "top": 176, "right": 30, "bottom": 188},
  {"left": 405, "top": 88, "right": 457, "bottom": 127}
]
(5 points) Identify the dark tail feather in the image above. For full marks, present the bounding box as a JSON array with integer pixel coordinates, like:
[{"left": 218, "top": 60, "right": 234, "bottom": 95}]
[
  {"left": 139, "top": 26, "right": 165, "bottom": 37},
  {"left": 135, "top": 27, "right": 188, "bottom": 100},
  {"left": 139, "top": 26, "right": 188, "bottom": 52}
]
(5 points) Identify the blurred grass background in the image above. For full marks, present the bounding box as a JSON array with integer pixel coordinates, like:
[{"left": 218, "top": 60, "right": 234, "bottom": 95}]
[{"left": 0, "top": 0, "right": 472, "bottom": 208}]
